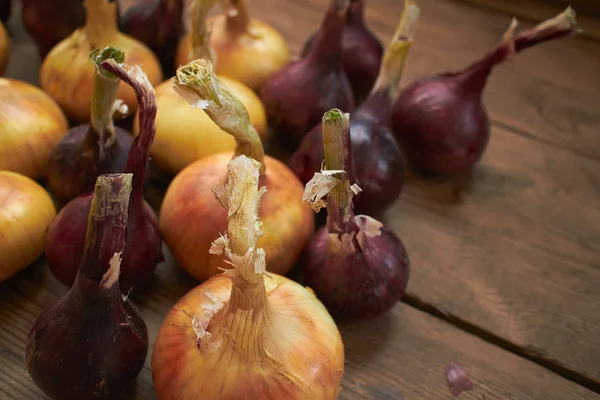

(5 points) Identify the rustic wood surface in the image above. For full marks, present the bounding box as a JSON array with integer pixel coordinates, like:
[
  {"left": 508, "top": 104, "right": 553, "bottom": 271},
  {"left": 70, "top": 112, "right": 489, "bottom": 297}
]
[{"left": 1, "top": 0, "right": 600, "bottom": 399}]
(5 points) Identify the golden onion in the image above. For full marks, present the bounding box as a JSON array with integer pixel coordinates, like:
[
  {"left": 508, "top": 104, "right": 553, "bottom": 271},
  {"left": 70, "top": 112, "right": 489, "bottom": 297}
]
[
  {"left": 0, "top": 172, "right": 57, "bottom": 281},
  {"left": 0, "top": 78, "right": 68, "bottom": 179}
]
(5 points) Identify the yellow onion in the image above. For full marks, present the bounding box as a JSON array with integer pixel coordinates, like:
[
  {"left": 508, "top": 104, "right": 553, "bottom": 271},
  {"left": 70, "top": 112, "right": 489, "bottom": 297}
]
[
  {"left": 0, "top": 172, "right": 57, "bottom": 281},
  {"left": 40, "top": 0, "right": 163, "bottom": 123},
  {"left": 134, "top": 0, "right": 266, "bottom": 175},
  {"left": 0, "top": 20, "right": 8, "bottom": 75},
  {"left": 0, "top": 78, "right": 68, "bottom": 179},
  {"left": 176, "top": 0, "right": 289, "bottom": 91},
  {"left": 160, "top": 59, "right": 314, "bottom": 281},
  {"left": 153, "top": 155, "right": 344, "bottom": 399}
]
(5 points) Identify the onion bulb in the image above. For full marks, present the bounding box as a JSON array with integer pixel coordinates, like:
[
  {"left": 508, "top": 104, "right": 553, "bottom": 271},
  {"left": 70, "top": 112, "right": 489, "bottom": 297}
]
[
  {"left": 27, "top": 173, "right": 149, "bottom": 400},
  {"left": 0, "top": 20, "right": 8, "bottom": 75},
  {"left": 40, "top": 0, "right": 163, "bottom": 123},
  {"left": 134, "top": 0, "right": 266, "bottom": 175},
  {"left": 176, "top": 0, "right": 289, "bottom": 91},
  {"left": 0, "top": 171, "right": 57, "bottom": 282},
  {"left": 391, "top": 8, "right": 581, "bottom": 175},
  {"left": 0, "top": 78, "right": 68, "bottom": 179},
  {"left": 291, "top": 1, "right": 419, "bottom": 215},
  {"left": 301, "top": 109, "right": 410, "bottom": 319},
  {"left": 152, "top": 155, "right": 344, "bottom": 399},
  {"left": 160, "top": 59, "right": 314, "bottom": 281}
]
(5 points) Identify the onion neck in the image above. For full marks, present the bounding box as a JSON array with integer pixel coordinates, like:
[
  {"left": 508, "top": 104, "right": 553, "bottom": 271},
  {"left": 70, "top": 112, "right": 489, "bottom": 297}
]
[
  {"left": 79, "top": 174, "right": 133, "bottom": 283},
  {"left": 84, "top": 0, "right": 119, "bottom": 46},
  {"left": 189, "top": 0, "right": 217, "bottom": 63},
  {"left": 346, "top": 0, "right": 363, "bottom": 25},
  {"left": 99, "top": 59, "right": 158, "bottom": 208},
  {"left": 307, "top": 0, "right": 349, "bottom": 65},
  {"left": 514, "top": 7, "right": 580, "bottom": 52},
  {"left": 223, "top": 0, "right": 250, "bottom": 36},
  {"left": 173, "top": 59, "right": 265, "bottom": 173}
]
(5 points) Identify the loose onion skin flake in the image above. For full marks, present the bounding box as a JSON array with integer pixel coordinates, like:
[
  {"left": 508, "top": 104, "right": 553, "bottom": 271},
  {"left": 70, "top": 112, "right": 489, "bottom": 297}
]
[
  {"left": 135, "top": 0, "right": 267, "bottom": 175},
  {"left": 391, "top": 8, "right": 581, "bottom": 175},
  {"left": 0, "top": 78, "right": 69, "bottom": 179},
  {"left": 176, "top": 0, "right": 289, "bottom": 91},
  {"left": 40, "top": 0, "right": 163, "bottom": 123},
  {"left": 152, "top": 155, "right": 344, "bottom": 400},
  {"left": 301, "top": 109, "right": 409, "bottom": 320},
  {"left": 27, "top": 174, "right": 149, "bottom": 400},
  {"left": 291, "top": 1, "right": 419, "bottom": 215},
  {"left": 160, "top": 59, "right": 314, "bottom": 281},
  {"left": 0, "top": 172, "right": 57, "bottom": 281}
]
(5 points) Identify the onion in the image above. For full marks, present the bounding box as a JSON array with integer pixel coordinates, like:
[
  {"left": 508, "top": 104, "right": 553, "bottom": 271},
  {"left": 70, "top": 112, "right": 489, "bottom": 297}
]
[
  {"left": 0, "top": 78, "right": 68, "bottom": 179},
  {"left": 0, "top": 20, "right": 8, "bottom": 75},
  {"left": 27, "top": 174, "right": 149, "bottom": 399},
  {"left": 290, "top": 1, "right": 419, "bottom": 215},
  {"left": 302, "top": 0, "right": 383, "bottom": 103},
  {"left": 391, "top": 8, "right": 581, "bottom": 175},
  {"left": 120, "top": 0, "right": 184, "bottom": 76},
  {"left": 259, "top": 0, "right": 354, "bottom": 146},
  {"left": 301, "top": 109, "right": 410, "bottom": 319},
  {"left": 134, "top": 0, "right": 266, "bottom": 175},
  {"left": 0, "top": 172, "right": 57, "bottom": 282},
  {"left": 152, "top": 155, "right": 344, "bottom": 399},
  {"left": 46, "top": 59, "right": 163, "bottom": 293},
  {"left": 21, "top": 0, "right": 86, "bottom": 58},
  {"left": 40, "top": 0, "right": 163, "bottom": 123},
  {"left": 160, "top": 59, "right": 314, "bottom": 282},
  {"left": 46, "top": 47, "right": 133, "bottom": 206},
  {"left": 176, "top": 0, "right": 289, "bottom": 91}
]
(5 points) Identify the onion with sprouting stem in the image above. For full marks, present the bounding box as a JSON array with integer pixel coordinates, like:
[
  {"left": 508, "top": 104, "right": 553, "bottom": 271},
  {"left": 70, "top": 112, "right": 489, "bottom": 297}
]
[
  {"left": 134, "top": 0, "right": 266, "bottom": 175},
  {"left": 153, "top": 155, "right": 344, "bottom": 399},
  {"left": 27, "top": 174, "right": 149, "bottom": 400},
  {"left": 46, "top": 47, "right": 133, "bottom": 207},
  {"left": 391, "top": 8, "right": 581, "bottom": 175},
  {"left": 291, "top": 0, "right": 419, "bottom": 215},
  {"left": 0, "top": 78, "right": 68, "bottom": 179},
  {"left": 160, "top": 59, "right": 314, "bottom": 282},
  {"left": 301, "top": 109, "right": 410, "bottom": 319},
  {"left": 302, "top": 0, "right": 383, "bottom": 103},
  {"left": 176, "top": 0, "right": 289, "bottom": 91},
  {"left": 259, "top": 0, "right": 354, "bottom": 147},
  {"left": 46, "top": 59, "right": 163, "bottom": 293},
  {"left": 40, "top": 0, "right": 162, "bottom": 122},
  {"left": 0, "top": 172, "right": 57, "bottom": 282}
]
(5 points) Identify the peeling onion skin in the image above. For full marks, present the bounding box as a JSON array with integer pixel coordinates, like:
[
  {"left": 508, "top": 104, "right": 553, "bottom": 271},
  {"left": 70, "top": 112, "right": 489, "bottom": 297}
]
[
  {"left": 0, "top": 21, "right": 8, "bottom": 75},
  {"left": 0, "top": 172, "right": 57, "bottom": 281},
  {"left": 152, "top": 272, "right": 344, "bottom": 399},
  {"left": 132, "top": 77, "right": 267, "bottom": 175},
  {"left": 303, "top": 216, "right": 410, "bottom": 319},
  {"left": 160, "top": 153, "right": 314, "bottom": 281},
  {"left": 0, "top": 78, "right": 69, "bottom": 179},
  {"left": 302, "top": 0, "right": 383, "bottom": 103}
]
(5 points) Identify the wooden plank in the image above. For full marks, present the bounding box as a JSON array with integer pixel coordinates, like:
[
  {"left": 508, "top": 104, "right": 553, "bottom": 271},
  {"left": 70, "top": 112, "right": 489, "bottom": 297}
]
[{"left": 1, "top": 260, "right": 598, "bottom": 400}]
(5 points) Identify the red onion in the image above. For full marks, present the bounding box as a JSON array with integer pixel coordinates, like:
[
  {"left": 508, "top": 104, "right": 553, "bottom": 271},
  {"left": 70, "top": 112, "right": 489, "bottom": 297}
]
[
  {"left": 290, "top": 2, "right": 419, "bottom": 215},
  {"left": 47, "top": 47, "right": 133, "bottom": 207},
  {"left": 301, "top": 109, "right": 409, "bottom": 319},
  {"left": 391, "top": 8, "right": 581, "bottom": 175},
  {"left": 302, "top": 0, "right": 383, "bottom": 103},
  {"left": 46, "top": 59, "right": 163, "bottom": 293},
  {"left": 27, "top": 173, "right": 148, "bottom": 399},
  {"left": 259, "top": 0, "right": 354, "bottom": 147}
]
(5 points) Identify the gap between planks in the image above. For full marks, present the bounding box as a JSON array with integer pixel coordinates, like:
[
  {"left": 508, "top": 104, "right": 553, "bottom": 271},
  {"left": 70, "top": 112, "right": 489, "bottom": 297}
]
[{"left": 402, "top": 294, "right": 600, "bottom": 394}]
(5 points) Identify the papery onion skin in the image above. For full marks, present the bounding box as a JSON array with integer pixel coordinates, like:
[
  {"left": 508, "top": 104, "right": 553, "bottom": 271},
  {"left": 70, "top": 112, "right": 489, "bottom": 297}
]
[
  {"left": 0, "top": 78, "right": 69, "bottom": 179},
  {"left": 132, "top": 77, "right": 267, "bottom": 175},
  {"left": 304, "top": 216, "right": 409, "bottom": 319},
  {"left": 152, "top": 254, "right": 344, "bottom": 400},
  {"left": 160, "top": 153, "right": 314, "bottom": 281},
  {"left": 176, "top": 14, "right": 290, "bottom": 91},
  {"left": 0, "top": 172, "right": 57, "bottom": 281},
  {"left": 0, "top": 21, "right": 8, "bottom": 75}
]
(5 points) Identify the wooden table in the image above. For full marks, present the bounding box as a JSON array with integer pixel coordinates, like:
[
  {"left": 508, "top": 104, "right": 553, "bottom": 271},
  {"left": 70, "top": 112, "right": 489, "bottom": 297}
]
[{"left": 2, "top": 0, "right": 600, "bottom": 399}]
